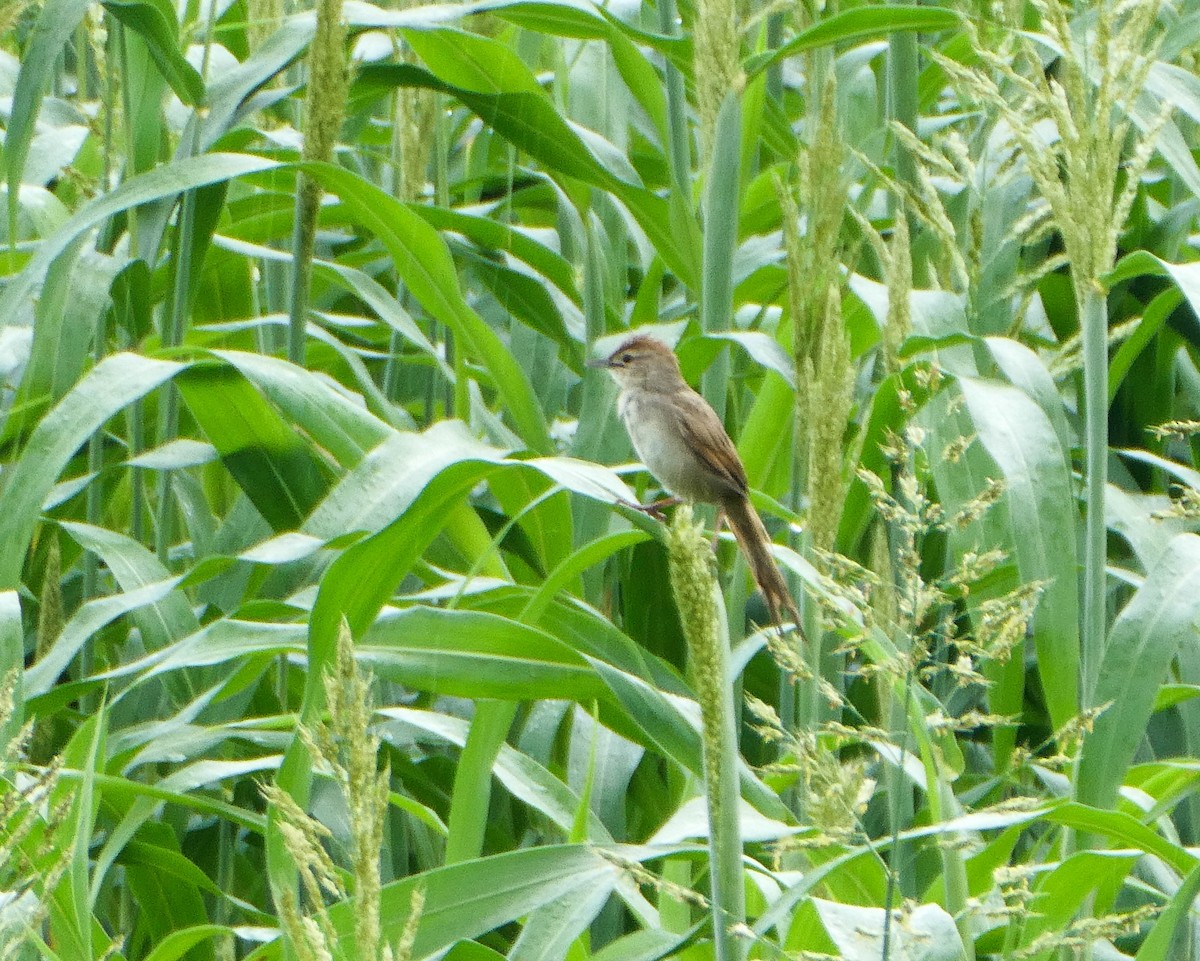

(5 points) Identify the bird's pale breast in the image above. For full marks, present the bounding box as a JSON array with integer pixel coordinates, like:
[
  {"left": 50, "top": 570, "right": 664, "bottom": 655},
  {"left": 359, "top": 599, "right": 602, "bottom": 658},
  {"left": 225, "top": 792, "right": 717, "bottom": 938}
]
[{"left": 619, "top": 390, "right": 717, "bottom": 503}]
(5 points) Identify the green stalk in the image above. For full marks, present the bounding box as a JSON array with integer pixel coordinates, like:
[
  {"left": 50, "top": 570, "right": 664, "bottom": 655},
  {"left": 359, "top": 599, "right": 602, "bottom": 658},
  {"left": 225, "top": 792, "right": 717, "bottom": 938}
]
[
  {"left": 434, "top": 96, "right": 455, "bottom": 419},
  {"left": 927, "top": 765, "right": 973, "bottom": 959},
  {"left": 764, "top": 12, "right": 783, "bottom": 103},
  {"left": 886, "top": 3, "right": 919, "bottom": 249},
  {"left": 880, "top": 665, "right": 915, "bottom": 951},
  {"left": 155, "top": 188, "right": 197, "bottom": 564},
  {"left": 289, "top": 0, "right": 347, "bottom": 366},
  {"left": 1080, "top": 283, "right": 1108, "bottom": 709},
  {"left": 83, "top": 312, "right": 106, "bottom": 599},
  {"left": 127, "top": 366, "right": 145, "bottom": 543},
  {"left": 699, "top": 92, "right": 742, "bottom": 419},
  {"left": 657, "top": 0, "right": 691, "bottom": 195},
  {"left": 895, "top": 690, "right": 974, "bottom": 961},
  {"left": 706, "top": 650, "right": 746, "bottom": 961},
  {"left": 573, "top": 217, "right": 614, "bottom": 606},
  {"left": 882, "top": 457, "right": 920, "bottom": 954},
  {"left": 83, "top": 16, "right": 120, "bottom": 603},
  {"left": 668, "top": 508, "right": 745, "bottom": 961},
  {"left": 887, "top": 24, "right": 918, "bottom": 189},
  {"left": 444, "top": 703, "right": 517, "bottom": 865},
  {"left": 445, "top": 492, "right": 545, "bottom": 863},
  {"left": 382, "top": 85, "right": 407, "bottom": 402},
  {"left": 154, "top": 0, "right": 216, "bottom": 565},
  {"left": 287, "top": 181, "right": 317, "bottom": 366},
  {"left": 112, "top": 20, "right": 149, "bottom": 549}
]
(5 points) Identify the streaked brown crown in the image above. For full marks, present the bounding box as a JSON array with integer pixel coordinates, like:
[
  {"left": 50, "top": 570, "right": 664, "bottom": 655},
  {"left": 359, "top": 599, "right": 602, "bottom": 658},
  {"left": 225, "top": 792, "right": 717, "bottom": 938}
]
[
  {"left": 603, "top": 335, "right": 678, "bottom": 368},
  {"left": 592, "top": 335, "right": 684, "bottom": 392}
]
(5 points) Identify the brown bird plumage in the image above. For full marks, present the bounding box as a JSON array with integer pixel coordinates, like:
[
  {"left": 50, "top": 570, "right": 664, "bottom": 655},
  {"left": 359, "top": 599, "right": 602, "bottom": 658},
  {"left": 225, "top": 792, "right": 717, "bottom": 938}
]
[{"left": 590, "top": 334, "right": 801, "bottom": 630}]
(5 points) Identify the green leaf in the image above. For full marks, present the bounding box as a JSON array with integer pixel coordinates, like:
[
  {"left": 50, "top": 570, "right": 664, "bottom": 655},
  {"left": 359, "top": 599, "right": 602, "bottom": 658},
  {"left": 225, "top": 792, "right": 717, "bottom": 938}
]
[
  {"left": 301, "top": 162, "right": 553, "bottom": 452},
  {"left": 810, "top": 898, "right": 962, "bottom": 961},
  {"left": 0, "top": 353, "right": 183, "bottom": 589},
  {"left": 0, "top": 154, "right": 278, "bottom": 323},
  {"left": 5, "top": 0, "right": 94, "bottom": 234},
  {"left": 176, "top": 362, "right": 337, "bottom": 530},
  {"left": 48, "top": 698, "right": 107, "bottom": 958},
  {"left": 59, "top": 522, "right": 198, "bottom": 648},
  {"left": 249, "top": 844, "right": 666, "bottom": 960},
  {"left": 0, "top": 592, "right": 22, "bottom": 746},
  {"left": 1016, "top": 851, "right": 1140, "bottom": 959},
  {"left": 141, "top": 925, "right": 232, "bottom": 961},
  {"left": 362, "top": 607, "right": 608, "bottom": 702},
  {"left": 480, "top": 0, "right": 668, "bottom": 137},
  {"left": 745, "top": 6, "right": 960, "bottom": 78},
  {"left": 404, "top": 26, "right": 543, "bottom": 94},
  {"left": 412, "top": 204, "right": 581, "bottom": 306},
  {"left": 1078, "top": 534, "right": 1200, "bottom": 809},
  {"left": 378, "top": 706, "right": 611, "bottom": 839},
  {"left": 348, "top": 64, "right": 700, "bottom": 287},
  {"left": 1044, "top": 803, "right": 1198, "bottom": 875},
  {"left": 1134, "top": 861, "right": 1200, "bottom": 961},
  {"left": 2, "top": 245, "right": 126, "bottom": 445},
  {"left": 586, "top": 655, "right": 791, "bottom": 821},
  {"left": 956, "top": 375, "right": 1080, "bottom": 731},
  {"left": 103, "top": 0, "right": 205, "bottom": 105}
]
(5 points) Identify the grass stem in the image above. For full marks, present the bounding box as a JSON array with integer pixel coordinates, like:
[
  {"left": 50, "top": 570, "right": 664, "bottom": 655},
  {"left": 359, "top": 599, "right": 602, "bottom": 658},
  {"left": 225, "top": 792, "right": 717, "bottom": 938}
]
[
  {"left": 668, "top": 507, "right": 746, "bottom": 961},
  {"left": 699, "top": 92, "right": 742, "bottom": 420},
  {"left": 1080, "top": 283, "right": 1108, "bottom": 709}
]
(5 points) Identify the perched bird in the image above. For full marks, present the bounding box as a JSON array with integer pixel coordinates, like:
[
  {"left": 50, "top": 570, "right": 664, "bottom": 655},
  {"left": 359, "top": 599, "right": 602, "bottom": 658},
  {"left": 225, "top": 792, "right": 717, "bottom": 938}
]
[{"left": 589, "top": 334, "right": 801, "bottom": 630}]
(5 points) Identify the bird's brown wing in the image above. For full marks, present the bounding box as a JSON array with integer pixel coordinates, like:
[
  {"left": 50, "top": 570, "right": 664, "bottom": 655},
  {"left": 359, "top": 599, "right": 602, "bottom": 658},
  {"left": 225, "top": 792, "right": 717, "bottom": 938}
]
[{"left": 670, "top": 387, "right": 748, "bottom": 499}]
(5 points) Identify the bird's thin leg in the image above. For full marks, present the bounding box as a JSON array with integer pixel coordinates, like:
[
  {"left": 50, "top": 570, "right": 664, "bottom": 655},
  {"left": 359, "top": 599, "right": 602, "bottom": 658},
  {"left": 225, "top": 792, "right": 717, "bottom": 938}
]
[
  {"left": 619, "top": 495, "right": 681, "bottom": 521},
  {"left": 711, "top": 509, "right": 726, "bottom": 551}
]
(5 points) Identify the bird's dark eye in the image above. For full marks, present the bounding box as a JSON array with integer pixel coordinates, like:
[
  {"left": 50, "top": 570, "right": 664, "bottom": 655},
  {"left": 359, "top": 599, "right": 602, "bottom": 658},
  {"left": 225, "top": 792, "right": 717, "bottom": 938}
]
[{"left": 621, "top": 352, "right": 633, "bottom": 364}]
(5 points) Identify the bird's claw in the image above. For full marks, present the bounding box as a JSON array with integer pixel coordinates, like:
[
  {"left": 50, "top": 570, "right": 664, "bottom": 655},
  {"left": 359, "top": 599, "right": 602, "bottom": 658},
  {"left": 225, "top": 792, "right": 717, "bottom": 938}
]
[{"left": 620, "top": 496, "right": 681, "bottom": 521}]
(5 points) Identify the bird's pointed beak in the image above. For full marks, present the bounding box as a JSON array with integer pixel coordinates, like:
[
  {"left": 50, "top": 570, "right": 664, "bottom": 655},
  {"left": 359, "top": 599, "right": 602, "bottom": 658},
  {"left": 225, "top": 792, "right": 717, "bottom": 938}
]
[{"left": 586, "top": 356, "right": 611, "bottom": 369}]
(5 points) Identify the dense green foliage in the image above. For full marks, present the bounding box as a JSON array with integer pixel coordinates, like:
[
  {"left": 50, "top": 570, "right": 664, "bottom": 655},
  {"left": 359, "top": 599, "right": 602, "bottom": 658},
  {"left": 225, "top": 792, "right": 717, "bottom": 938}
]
[{"left": 4, "top": 0, "right": 1200, "bottom": 957}]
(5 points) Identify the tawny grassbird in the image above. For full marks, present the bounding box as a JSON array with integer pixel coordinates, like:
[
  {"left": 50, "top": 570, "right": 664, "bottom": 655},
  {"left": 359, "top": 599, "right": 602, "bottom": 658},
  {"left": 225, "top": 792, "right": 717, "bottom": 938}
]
[{"left": 589, "top": 334, "right": 801, "bottom": 629}]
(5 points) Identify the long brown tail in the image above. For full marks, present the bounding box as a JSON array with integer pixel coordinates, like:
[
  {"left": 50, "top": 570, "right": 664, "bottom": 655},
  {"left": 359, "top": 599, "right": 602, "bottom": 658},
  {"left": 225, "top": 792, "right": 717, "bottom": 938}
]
[{"left": 724, "top": 495, "right": 802, "bottom": 631}]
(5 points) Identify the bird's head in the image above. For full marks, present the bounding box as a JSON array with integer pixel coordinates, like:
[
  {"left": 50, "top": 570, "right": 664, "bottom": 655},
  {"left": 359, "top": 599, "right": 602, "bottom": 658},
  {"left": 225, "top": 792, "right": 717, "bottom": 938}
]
[{"left": 587, "top": 335, "right": 683, "bottom": 391}]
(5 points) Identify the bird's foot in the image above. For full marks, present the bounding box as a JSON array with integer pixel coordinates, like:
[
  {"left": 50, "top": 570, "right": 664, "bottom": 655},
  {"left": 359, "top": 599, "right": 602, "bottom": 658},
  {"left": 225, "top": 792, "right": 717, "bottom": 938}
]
[
  {"left": 711, "top": 509, "right": 726, "bottom": 551},
  {"left": 622, "top": 495, "right": 681, "bottom": 521}
]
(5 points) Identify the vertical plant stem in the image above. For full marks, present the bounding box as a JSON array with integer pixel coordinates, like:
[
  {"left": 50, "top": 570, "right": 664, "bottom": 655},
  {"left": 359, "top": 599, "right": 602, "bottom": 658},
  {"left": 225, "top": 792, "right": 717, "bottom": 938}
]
[
  {"left": 83, "top": 312, "right": 106, "bottom": 600},
  {"left": 164, "top": 212, "right": 196, "bottom": 350},
  {"left": 290, "top": 0, "right": 347, "bottom": 366},
  {"left": 155, "top": 0, "right": 216, "bottom": 565},
  {"left": 574, "top": 217, "right": 614, "bottom": 605},
  {"left": 155, "top": 188, "right": 197, "bottom": 564},
  {"left": 112, "top": 20, "right": 149, "bottom": 549},
  {"left": 887, "top": 25, "right": 918, "bottom": 190},
  {"left": 886, "top": 3, "right": 919, "bottom": 252},
  {"left": 882, "top": 450, "right": 921, "bottom": 954},
  {"left": 127, "top": 379, "right": 145, "bottom": 544},
  {"left": 432, "top": 96, "right": 456, "bottom": 419},
  {"left": 881, "top": 665, "right": 915, "bottom": 961},
  {"left": 668, "top": 508, "right": 745, "bottom": 961},
  {"left": 1080, "top": 283, "right": 1108, "bottom": 709},
  {"left": 381, "top": 83, "right": 405, "bottom": 401},
  {"left": 700, "top": 92, "right": 742, "bottom": 419},
  {"left": 706, "top": 640, "right": 746, "bottom": 961},
  {"left": 288, "top": 183, "right": 317, "bottom": 366},
  {"left": 83, "top": 16, "right": 118, "bottom": 603},
  {"left": 924, "top": 756, "right": 974, "bottom": 959},
  {"left": 764, "top": 12, "right": 783, "bottom": 103},
  {"left": 445, "top": 703, "right": 516, "bottom": 865},
  {"left": 657, "top": 0, "right": 691, "bottom": 195}
]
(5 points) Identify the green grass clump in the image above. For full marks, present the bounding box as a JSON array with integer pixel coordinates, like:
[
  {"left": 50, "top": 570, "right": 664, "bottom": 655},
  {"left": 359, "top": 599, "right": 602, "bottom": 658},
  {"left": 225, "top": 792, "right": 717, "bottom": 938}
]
[{"left": 2, "top": 0, "right": 1199, "bottom": 956}]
